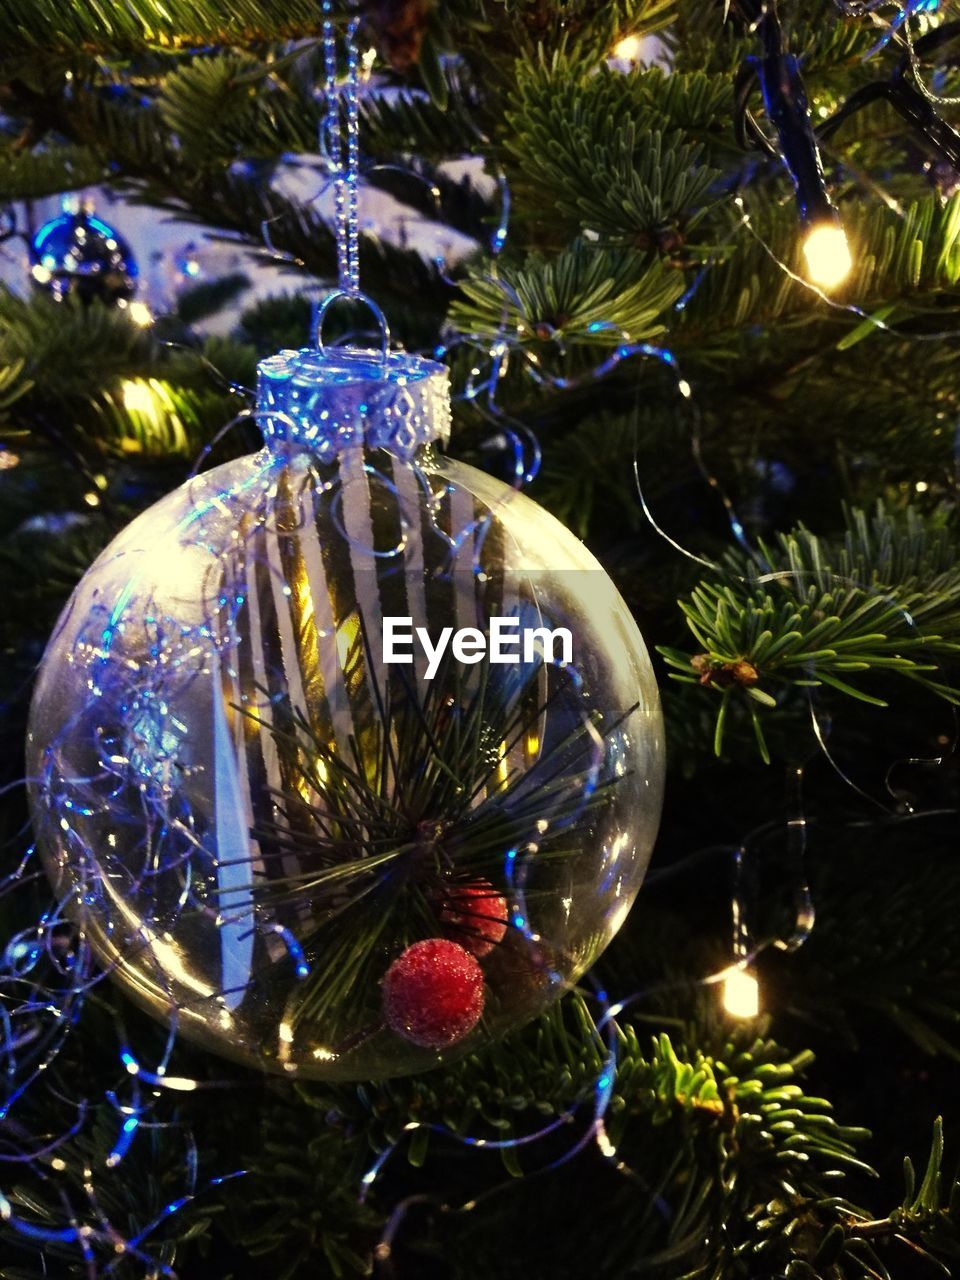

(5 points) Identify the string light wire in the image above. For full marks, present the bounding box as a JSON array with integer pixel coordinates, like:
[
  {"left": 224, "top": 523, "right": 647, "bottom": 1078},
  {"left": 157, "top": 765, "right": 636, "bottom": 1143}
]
[{"left": 6, "top": 2, "right": 960, "bottom": 1268}]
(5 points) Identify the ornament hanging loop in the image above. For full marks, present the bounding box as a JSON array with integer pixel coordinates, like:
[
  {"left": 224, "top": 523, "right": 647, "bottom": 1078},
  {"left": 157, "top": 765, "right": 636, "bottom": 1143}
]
[
  {"left": 322, "top": 0, "right": 363, "bottom": 297},
  {"left": 312, "top": 288, "right": 391, "bottom": 374}
]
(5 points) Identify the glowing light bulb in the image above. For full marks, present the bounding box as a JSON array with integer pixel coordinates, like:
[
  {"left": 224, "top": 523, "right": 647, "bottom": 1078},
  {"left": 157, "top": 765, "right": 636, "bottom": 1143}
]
[
  {"left": 722, "top": 967, "right": 760, "bottom": 1018},
  {"left": 122, "top": 379, "right": 157, "bottom": 415},
  {"left": 127, "top": 301, "right": 153, "bottom": 327},
  {"left": 802, "top": 221, "right": 852, "bottom": 289},
  {"left": 612, "top": 34, "right": 643, "bottom": 64}
]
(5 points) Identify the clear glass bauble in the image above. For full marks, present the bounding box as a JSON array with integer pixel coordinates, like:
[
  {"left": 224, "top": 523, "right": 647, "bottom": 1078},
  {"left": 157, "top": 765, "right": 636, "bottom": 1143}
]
[{"left": 27, "top": 348, "right": 664, "bottom": 1080}]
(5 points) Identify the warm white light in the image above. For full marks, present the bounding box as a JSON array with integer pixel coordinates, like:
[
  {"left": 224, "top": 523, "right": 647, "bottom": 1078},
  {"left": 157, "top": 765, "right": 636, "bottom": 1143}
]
[
  {"left": 155, "top": 1075, "right": 198, "bottom": 1093},
  {"left": 612, "top": 34, "right": 643, "bottom": 63},
  {"left": 127, "top": 300, "right": 153, "bottom": 327},
  {"left": 597, "top": 1130, "right": 616, "bottom": 1158},
  {"left": 722, "top": 967, "right": 760, "bottom": 1018},
  {"left": 122, "top": 378, "right": 157, "bottom": 415},
  {"left": 802, "top": 221, "right": 852, "bottom": 289}
]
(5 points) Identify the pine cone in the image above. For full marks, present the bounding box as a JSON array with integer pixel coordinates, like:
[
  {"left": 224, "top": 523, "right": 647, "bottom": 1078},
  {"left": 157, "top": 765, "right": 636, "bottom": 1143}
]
[{"left": 691, "top": 654, "right": 760, "bottom": 689}]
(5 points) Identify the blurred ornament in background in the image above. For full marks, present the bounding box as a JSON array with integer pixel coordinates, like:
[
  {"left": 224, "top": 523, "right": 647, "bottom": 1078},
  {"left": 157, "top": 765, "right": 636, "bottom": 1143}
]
[{"left": 29, "top": 195, "right": 138, "bottom": 306}]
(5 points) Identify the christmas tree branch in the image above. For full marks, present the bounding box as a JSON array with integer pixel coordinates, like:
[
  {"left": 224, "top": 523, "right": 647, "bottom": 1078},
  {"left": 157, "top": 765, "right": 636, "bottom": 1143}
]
[{"left": 660, "top": 502, "right": 960, "bottom": 761}]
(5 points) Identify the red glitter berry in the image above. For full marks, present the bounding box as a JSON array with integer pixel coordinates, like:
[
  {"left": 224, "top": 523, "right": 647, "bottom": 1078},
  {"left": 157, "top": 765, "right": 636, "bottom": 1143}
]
[
  {"left": 437, "top": 880, "right": 509, "bottom": 958},
  {"left": 382, "top": 938, "right": 484, "bottom": 1050}
]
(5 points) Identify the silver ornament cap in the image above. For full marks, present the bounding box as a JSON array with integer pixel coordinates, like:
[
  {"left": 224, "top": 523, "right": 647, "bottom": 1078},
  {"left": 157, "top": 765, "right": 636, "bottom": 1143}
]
[{"left": 257, "top": 346, "right": 452, "bottom": 462}]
